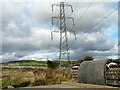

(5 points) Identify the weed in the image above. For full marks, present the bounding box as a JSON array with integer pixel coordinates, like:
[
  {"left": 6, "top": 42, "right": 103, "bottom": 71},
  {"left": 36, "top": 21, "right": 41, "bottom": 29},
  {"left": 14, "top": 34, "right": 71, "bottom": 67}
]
[
  {"left": 31, "top": 78, "right": 46, "bottom": 86},
  {"left": 12, "top": 81, "right": 31, "bottom": 88},
  {"left": 2, "top": 68, "right": 72, "bottom": 88}
]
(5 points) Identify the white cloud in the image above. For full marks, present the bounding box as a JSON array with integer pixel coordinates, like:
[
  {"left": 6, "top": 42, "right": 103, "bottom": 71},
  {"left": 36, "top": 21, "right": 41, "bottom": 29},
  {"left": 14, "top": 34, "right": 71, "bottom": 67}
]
[
  {"left": 1, "top": 52, "right": 18, "bottom": 62},
  {"left": 1, "top": 1, "right": 118, "bottom": 62}
]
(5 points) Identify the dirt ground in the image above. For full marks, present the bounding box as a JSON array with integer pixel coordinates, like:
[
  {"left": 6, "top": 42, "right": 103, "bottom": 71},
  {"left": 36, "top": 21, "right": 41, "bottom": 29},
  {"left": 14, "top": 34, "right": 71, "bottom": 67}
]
[
  {"left": 62, "top": 82, "right": 119, "bottom": 88},
  {"left": 24, "top": 81, "right": 119, "bottom": 89}
]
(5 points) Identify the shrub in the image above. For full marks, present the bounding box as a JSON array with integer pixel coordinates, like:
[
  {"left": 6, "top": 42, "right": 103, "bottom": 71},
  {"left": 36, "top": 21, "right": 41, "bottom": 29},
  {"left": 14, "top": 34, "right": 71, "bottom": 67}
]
[
  {"left": 2, "top": 68, "right": 73, "bottom": 88},
  {"left": 10, "top": 76, "right": 31, "bottom": 88},
  {"left": 12, "top": 81, "right": 31, "bottom": 88},
  {"left": 31, "top": 78, "right": 46, "bottom": 86},
  {"left": 47, "top": 60, "right": 59, "bottom": 69},
  {"left": 76, "top": 56, "right": 94, "bottom": 65},
  {"left": 2, "top": 79, "right": 11, "bottom": 89},
  {"left": 83, "top": 56, "right": 94, "bottom": 61}
]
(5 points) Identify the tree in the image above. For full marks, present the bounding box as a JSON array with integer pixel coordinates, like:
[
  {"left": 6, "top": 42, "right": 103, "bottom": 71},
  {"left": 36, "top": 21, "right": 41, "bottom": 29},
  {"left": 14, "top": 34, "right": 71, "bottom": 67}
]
[
  {"left": 47, "top": 60, "right": 59, "bottom": 69},
  {"left": 75, "top": 56, "right": 94, "bottom": 65},
  {"left": 83, "top": 56, "right": 94, "bottom": 61}
]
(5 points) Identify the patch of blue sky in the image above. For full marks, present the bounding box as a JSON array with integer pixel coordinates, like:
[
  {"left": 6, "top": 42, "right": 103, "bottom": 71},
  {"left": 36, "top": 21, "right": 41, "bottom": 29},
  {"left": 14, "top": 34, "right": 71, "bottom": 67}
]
[
  {"left": 101, "top": 2, "right": 118, "bottom": 10},
  {"left": 108, "top": 2, "right": 118, "bottom": 9},
  {"left": 22, "top": 6, "right": 31, "bottom": 21},
  {"left": 35, "top": 23, "right": 55, "bottom": 30},
  {"left": 41, "top": 23, "right": 53, "bottom": 29},
  {"left": 108, "top": 25, "right": 118, "bottom": 39},
  {"left": 108, "top": 17, "right": 118, "bottom": 39},
  {"left": 109, "top": 31, "right": 118, "bottom": 39}
]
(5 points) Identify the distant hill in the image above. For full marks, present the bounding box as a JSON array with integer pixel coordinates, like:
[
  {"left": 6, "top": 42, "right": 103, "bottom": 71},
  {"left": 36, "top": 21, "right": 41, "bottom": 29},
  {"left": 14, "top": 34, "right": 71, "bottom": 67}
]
[
  {"left": 6, "top": 60, "right": 46, "bottom": 63},
  {"left": 2, "top": 60, "right": 47, "bottom": 66}
]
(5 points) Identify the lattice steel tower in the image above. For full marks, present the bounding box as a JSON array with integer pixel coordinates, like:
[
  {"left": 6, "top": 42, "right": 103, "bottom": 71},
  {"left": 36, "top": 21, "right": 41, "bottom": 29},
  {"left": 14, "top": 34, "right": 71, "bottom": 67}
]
[{"left": 51, "top": 2, "right": 76, "bottom": 66}]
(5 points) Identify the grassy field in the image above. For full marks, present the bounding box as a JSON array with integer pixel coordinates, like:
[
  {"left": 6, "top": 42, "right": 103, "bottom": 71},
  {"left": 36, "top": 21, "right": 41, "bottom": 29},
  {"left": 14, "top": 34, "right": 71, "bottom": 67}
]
[
  {"left": 1, "top": 60, "right": 80, "bottom": 67},
  {"left": 2, "top": 60, "right": 47, "bottom": 66},
  {"left": 2, "top": 68, "right": 72, "bottom": 89}
]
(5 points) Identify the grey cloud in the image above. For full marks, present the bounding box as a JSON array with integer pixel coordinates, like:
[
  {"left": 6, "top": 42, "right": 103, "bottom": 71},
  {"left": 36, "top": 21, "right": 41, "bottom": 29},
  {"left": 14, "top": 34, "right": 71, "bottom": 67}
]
[
  {"left": 70, "top": 44, "right": 118, "bottom": 60},
  {"left": 69, "top": 32, "right": 115, "bottom": 51},
  {"left": 65, "top": 2, "right": 118, "bottom": 34},
  {"left": 1, "top": 1, "right": 118, "bottom": 62},
  {"left": 2, "top": 28, "right": 60, "bottom": 53}
]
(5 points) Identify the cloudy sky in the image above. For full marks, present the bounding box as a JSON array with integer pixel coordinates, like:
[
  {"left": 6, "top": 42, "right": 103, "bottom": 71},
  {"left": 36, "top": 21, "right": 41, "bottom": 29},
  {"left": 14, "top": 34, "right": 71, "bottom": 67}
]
[{"left": 0, "top": 0, "right": 119, "bottom": 62}]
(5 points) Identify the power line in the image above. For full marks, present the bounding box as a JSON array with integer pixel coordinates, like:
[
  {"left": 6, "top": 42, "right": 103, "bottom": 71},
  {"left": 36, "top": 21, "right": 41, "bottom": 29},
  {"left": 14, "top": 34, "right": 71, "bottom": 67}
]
[
  {"left": 70, "top": 0, "right": 94, "bottom": 31},
  {"left": 68, "top": 4, "right": 119, "bottom": 60},
  {"left": 76, "top": 5, "right": 120, "bottom": 39}
]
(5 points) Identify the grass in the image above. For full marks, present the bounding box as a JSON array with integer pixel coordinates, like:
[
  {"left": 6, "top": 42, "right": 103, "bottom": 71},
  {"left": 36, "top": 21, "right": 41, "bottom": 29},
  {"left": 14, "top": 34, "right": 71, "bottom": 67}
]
[
  {"left": 0, "top": 79, "right": 2, "bottom": 89},
  {"left": 1, "top": 60, "right": 81, "bottom": 67},
  {"left": 18, "top": 61, "right": 47, "bottom": 66},
  {"left": 2, "top": 80, "right": 9, "bottom": 89},
  {"left": 2, "top": 68, "right": 72, "bottom": 89},
  {"left": 2, "top": 60, "right": 47, "bottom": 66},
  {"left": 0, "top": 80, "right": 2, "bottom": 84}
]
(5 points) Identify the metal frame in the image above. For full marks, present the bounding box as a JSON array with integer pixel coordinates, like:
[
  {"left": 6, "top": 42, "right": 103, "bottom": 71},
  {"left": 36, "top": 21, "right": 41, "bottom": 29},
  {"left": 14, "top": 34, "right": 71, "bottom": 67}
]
[{"left": 51, "top": 2, "right": 76, "bottom": 67}]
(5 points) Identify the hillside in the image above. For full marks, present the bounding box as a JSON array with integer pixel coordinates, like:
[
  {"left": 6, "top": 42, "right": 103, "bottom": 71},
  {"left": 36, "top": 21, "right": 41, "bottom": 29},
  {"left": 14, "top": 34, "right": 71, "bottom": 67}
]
[{"left": 2, "top": 60, "right": 47, "bottom": 66}]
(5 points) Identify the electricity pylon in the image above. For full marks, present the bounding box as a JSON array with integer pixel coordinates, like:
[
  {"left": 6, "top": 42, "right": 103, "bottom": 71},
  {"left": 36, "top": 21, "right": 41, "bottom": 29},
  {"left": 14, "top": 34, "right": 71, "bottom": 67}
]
[{"left": 51, "top": 2, "right": 76, "bottom": 67}]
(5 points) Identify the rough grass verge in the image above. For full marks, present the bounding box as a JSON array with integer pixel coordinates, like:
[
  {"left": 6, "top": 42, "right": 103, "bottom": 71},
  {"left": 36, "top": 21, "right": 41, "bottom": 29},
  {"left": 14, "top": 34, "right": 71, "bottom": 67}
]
[{"left": 2, "top": 68, "right": 72, "bottom": 88}]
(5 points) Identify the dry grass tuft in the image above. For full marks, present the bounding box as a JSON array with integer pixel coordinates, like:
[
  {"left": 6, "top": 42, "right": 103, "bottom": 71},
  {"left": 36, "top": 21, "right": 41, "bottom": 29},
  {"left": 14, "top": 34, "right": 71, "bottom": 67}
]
[{"left": 2, "top": 68, "right": 72, "bottom": 88}]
